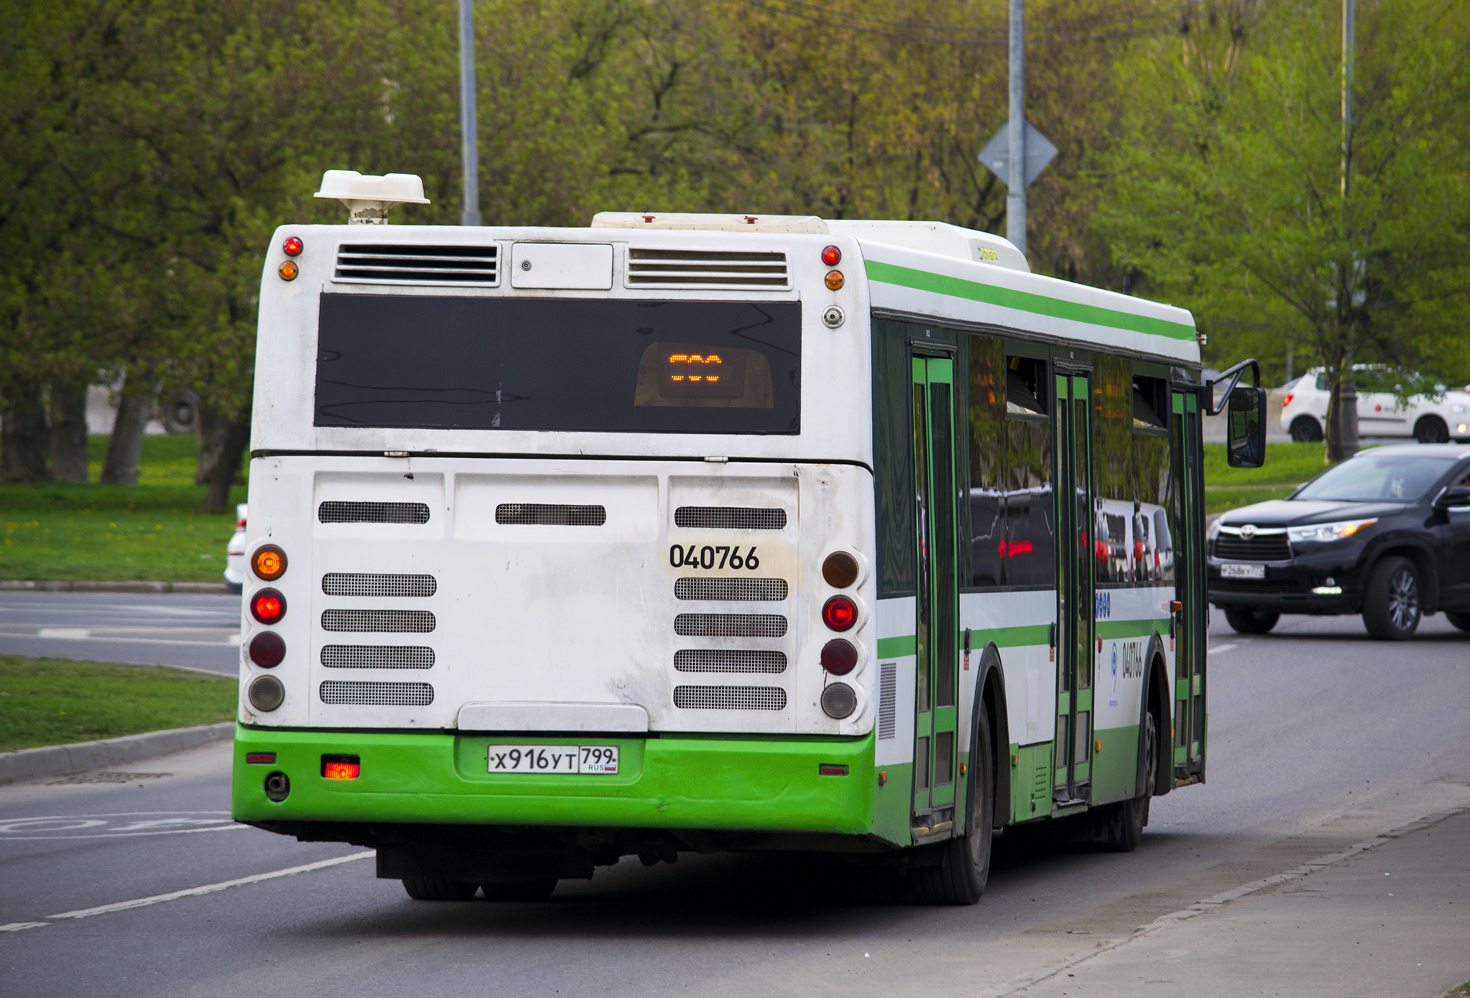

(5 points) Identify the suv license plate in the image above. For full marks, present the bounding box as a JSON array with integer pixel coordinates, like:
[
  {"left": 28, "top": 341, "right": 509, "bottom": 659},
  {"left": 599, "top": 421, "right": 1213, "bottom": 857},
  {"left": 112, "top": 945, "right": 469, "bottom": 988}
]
[
  {"left": 1220, "top": 563, "right": 1266, "bottom": 580},
  {"left": 487, "top": 745, "right": 619, "bottom": 775}
]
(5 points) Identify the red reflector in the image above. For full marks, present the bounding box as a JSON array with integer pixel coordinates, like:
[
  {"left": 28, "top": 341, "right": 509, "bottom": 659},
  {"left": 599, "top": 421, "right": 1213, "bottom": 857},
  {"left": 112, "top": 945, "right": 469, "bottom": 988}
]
[
  {"left": 821, "top": 595, "right": 857, "bottom": 631},
  {"left": 820, "top": 638, "right": 858, "bottom": 675},
  {"left": 821, "top": 245, "right": 842, "bottom": 266},
  {"left": 246, "top": 753, "right": 276, "bottom": 764},
  {"left": 250, "top": 588, "right": 286, "bottom": 624},
  {"left": 819, "top": 764, "right": 849, "bottom": 776},
  {"left": 323, "top": 761, "right": 360, "bottom": 780}
]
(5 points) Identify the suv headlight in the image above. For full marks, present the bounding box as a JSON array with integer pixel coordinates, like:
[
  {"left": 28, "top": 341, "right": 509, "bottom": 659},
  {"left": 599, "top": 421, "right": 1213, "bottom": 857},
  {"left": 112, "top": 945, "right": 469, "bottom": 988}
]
[
  {"left": 1206, "top": 518, "right": 1222, "bottom": 541},
  {"left": 1287, "top": 519, "right": 1377, "bottom": 543}
]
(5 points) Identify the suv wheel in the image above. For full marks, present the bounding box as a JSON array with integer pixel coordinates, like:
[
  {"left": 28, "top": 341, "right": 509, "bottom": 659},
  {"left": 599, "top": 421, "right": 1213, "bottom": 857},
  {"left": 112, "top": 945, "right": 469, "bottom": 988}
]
[
  {"left": 1224, "top": 608, "right": 1280, "bottom": 634},
  {"left": 1362, "top": 556, "right": 1422, "bottom": 640},
  {"left": 1414, "top": 416, "right": 1450, "bottom": 444},
  {"left": 1290, "top": 416, "right": 1324, "bottom": 443}
]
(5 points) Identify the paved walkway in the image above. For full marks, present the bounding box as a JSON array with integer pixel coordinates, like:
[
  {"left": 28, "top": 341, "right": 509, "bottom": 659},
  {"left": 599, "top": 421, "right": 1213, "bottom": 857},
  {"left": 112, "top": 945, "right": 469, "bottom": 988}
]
[{"left": 1015, "top": 809, "right": 1470, "bottom": 997}]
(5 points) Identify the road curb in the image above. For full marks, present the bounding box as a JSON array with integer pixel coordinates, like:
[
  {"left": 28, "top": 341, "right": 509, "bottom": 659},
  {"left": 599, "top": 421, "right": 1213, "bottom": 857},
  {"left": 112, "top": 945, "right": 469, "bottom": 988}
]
[
  {"left": 0, "top": 580, "right": 231, "bottom": 594},
  {"left": 0, "top": 722, "right": 235, "bottom": 786}
]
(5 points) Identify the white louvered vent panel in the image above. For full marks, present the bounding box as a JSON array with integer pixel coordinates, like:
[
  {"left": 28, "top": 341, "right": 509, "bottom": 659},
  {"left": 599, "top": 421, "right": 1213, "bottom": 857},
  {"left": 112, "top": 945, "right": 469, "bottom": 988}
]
[
  {"left": 626, "top": 249, "right": 788, "bottom": 289},
  {"left": 334, "top": 244, "right": 499, "bottom": 286}
]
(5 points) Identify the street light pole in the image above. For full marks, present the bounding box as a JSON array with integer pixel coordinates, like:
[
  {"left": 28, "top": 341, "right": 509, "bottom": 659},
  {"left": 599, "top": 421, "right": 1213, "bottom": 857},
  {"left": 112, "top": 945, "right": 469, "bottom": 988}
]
[
  {"left": 1006, "top": 0, "right": 1026, "bottom": 256},
  {"left": 458, "top": 0, "right": 481, "bottom": 226}
]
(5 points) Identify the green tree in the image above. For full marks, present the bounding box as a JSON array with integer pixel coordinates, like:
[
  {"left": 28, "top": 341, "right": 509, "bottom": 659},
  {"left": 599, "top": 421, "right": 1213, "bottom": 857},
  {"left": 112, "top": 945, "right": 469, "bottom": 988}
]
[{"left": 1103, "top": 0, "right": 1470, "bottom": 462}]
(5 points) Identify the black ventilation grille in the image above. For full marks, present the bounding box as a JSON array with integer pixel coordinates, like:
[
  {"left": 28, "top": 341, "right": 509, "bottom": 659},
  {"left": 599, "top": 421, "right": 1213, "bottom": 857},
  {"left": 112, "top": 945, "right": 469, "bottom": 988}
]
[
  {"left": 674, "top": 649, "right": 787, "bottom": 674},
  {"left": 495, "top": 503, "right": 607, "bottom": 526},
  {"left": 674, "top": 506, "right": 787, "bottom": 530},
  {"left": 627, "top": 248, "right": 788, "bottom": 288},
  {"left": 321, "top": 609, "right": 436, "bottom": 633},
  {"left": 673, "top": 685, "right": 787, "bottom": 710},
  {"left": 1214, "top": 534, "right": 1291, "bottom": 561},
  {"left": 322, "top": 573, "right": 436, "bottom": 598},
  {"left": 878, "top": 662, "right": 897, "bottom": 739},
  {"left": 674, "top": 578, "right": 788, "bottom": 601},
  {"left": 318, "top": 501, "right": 430, "bottom": 525},
  {"left": 334, "top": 244, "right": 499, "bottom": 285},
  {"left": 673, "top": 613, "right": 787, "bottom": 638},
  {"left": 319, "top": 680, "right": 435, "bottom": 706},
  {"left": 321, "top": 645, "right": 435, "bottom": 669}
]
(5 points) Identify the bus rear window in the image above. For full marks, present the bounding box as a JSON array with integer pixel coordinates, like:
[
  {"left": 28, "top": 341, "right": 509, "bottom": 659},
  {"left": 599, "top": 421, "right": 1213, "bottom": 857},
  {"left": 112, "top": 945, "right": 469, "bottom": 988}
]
[{"left": 315, "top": 294, "right": 800, "bottom": 433}]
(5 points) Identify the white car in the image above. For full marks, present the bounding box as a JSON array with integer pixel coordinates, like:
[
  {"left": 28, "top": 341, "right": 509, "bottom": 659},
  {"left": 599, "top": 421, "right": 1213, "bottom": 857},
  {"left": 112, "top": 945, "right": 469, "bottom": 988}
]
[
  {"left": 1280, "top": 367, "right": 1470, "bottom": 444},
  {"left": 224, "top": 503, "right": 247, "bottom": 594}
]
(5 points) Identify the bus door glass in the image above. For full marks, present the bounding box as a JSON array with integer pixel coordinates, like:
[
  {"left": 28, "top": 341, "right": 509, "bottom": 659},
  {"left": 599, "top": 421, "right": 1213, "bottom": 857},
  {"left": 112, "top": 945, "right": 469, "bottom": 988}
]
[
  {"left": 911, "top": 355, "right": 960, "bottom": 824},
  {"left": 1171, "top": 389, "right": 1207, "bottom": 780},
  {"left": 1053, "top": 372, "right": 1095, "bottom": 802}
]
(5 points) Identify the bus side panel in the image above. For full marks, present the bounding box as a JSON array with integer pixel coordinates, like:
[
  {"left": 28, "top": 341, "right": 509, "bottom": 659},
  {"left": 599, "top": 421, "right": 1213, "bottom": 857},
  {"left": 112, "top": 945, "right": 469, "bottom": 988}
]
[
  {"left": 872, "top": 596, "right": 917, "bottom": 846},
  {"left": 1009, "top": 741, "right": 1054, "bottom": 822},
  {"left": 1089, "top": 585, "right": 1174, "bottom": 806}
]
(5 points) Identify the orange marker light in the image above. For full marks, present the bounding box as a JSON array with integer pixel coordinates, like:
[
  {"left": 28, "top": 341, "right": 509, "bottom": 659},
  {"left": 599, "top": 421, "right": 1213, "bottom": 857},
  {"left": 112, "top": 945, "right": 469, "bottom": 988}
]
[
  {"left": 825, "top": 270, "right": 844, "bottom": 290},
  {"left": 251, "top": 544, "right": 287, "bottom": 581},
  {"left": 278, "top": 260, "right": 298, "bottom": 281}
]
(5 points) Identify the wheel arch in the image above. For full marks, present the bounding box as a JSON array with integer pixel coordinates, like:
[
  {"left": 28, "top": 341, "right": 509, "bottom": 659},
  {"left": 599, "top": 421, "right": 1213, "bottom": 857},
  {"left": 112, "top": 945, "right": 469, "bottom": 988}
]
[
  {"left": 966, "top": 642, "right": 1010, "bottom": 832},
  {"left": 1139, "top": 632, "right": 1173, "bottom": 799},
  {"left": 1363, "top": 541, "right": 1440, "bottom": 610}
]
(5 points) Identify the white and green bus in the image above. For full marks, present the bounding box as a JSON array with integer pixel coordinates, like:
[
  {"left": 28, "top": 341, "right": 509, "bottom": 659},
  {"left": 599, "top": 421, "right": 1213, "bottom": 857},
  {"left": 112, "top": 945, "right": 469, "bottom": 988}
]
[{"left": 232, "top": 172, "right": 1263, "bottom": 904}]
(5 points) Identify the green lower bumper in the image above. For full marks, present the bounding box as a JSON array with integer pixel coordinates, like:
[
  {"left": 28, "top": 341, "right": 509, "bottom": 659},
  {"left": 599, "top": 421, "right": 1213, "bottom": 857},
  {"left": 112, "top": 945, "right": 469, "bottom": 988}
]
[{"left": 232, "top": 725, "right": 876, "bottom": 836}]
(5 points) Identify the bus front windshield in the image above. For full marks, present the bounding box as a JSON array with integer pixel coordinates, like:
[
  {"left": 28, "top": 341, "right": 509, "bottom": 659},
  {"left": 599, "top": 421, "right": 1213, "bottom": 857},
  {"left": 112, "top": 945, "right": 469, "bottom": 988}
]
[{"left": 1294, "top": 452, "right": 1459, "bottom": 503}]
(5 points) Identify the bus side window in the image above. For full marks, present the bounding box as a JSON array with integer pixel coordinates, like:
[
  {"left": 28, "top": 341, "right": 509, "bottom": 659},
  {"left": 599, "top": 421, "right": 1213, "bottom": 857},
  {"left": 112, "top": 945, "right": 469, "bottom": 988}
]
[
  {"left": 1092, "top": 355, "right": 1133, "bottom": 584},
  {"left": 874, "top": 321, "right": 917, "bottom": 597},
  {"left": 968, "top": 334, "right": 1007, "bottom": 587},
  {"left": 1132, "top": 371, "right": 1173, "bottom": 583},
  {"left": 1004, "top": 352, "right": 1054, "bottom": 588}
]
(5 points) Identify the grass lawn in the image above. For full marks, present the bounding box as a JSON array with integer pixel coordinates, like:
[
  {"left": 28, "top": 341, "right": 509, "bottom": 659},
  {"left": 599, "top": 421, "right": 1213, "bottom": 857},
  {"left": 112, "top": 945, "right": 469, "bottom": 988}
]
[
  {"left": 1, "top": 435, "right": 246, "bottom": 582},
  {"left": 0, "top": 654, "right": 237, "bottom": 753},
  {"left": 1203, "top": 441, "right": 1331, "bottom": 514}
]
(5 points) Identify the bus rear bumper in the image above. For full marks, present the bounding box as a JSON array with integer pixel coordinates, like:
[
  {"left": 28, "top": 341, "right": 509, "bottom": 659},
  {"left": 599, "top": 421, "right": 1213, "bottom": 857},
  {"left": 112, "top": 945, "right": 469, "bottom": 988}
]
[{"left": 231, "top": 725, "right": 876, "bottom": 837}]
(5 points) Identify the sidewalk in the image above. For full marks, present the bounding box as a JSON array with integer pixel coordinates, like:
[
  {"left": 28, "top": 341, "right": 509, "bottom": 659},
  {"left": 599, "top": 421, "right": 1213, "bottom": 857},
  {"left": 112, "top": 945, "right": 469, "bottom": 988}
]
[{"left": 1014, "top": 809, "right": 1470, "bottom": 997}]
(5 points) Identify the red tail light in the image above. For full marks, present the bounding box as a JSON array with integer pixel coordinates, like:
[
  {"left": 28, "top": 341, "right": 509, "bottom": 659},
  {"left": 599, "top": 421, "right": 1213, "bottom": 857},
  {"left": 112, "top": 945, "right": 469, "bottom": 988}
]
[
  {"left": 821, "top": 245, "right": 841, "bottom": 266},
  {"left": 1283, "top": 392, "right": 1294, "bottom": 408},
  {"left": 322, "top": 760, "right": 360, "bottom": 780},
  {"left": 821, "top": 595, "right": 857, "bottom": 631},
  {"left": 250, "top": 588, "right": 286, "bottom": 624},
  {"left": 282, "top": 236, "right": 303, "bottom": 257},
  {"left": 248, "top": 631, "right": 286, "bottom": 668},
  {"left": 820, "top": 638, "right": 858, "bottom": 675}
]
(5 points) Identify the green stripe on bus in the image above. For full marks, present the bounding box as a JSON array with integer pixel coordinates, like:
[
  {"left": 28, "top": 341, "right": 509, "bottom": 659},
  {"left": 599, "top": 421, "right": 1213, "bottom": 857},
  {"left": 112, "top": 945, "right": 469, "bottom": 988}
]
[
  {"left": 1095, "top": 618, "right": 1170, "bottom": 640},
  {"left": 876, "top": 623, "right": 1053, "bottom": 660},
  {"left": 864, "top": 260, "right": 1198, "bottom": 342}
]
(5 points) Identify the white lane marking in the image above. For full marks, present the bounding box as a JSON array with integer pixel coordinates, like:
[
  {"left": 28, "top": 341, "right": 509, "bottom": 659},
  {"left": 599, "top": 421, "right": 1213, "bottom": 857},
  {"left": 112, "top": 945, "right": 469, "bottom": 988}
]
[
  {"left": 1209, "top": 643, "right": 1237, "bottom": 654},
  {"left": 228, "top": 633, "right": 242, "bottom": 646},
  {"left": 0, "top": 826, "right": 248, "bottom": 841},
  {"left": 0, "top": 922, "right": 50, "bottom": 933},
  {"left": 37, "top": 628, "right": 89, "bottom": 639},
  {"left": 46, "top": 852, "right": 373, "bottom": 921},
  {"left": 0, "top": 631, "right": 239, "bottom": 648},
  {"left": 0, "top": 811, "right": 244, "bottom": 840}
]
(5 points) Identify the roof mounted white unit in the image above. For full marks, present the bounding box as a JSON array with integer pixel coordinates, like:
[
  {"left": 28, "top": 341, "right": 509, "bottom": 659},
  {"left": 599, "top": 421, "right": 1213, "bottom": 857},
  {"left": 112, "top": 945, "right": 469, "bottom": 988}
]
[
  {"left": 315, "top": 170, "right": 429, "bottom": 225},
  {"left": 824, "top": 220, "right": 1029, "bottom": 272},
  {"left": 592, "top": 212, "right": 827, "bottom": 234}
]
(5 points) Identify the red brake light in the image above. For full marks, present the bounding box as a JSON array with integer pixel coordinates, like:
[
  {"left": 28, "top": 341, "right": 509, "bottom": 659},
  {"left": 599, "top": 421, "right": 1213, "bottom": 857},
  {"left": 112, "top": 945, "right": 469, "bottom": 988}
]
[
  {"left": 250, "top": 588, "right": 286, "bottom": 624},
  {"left": 821, "top": 245, "right": 841, "bottom": 266},
  {"left": 822, "top": 595, "right": 857, "bottom": 631},
  {"left": 248, "top": 631, "right": 286, "bottom": 668},
  {"left": 283, "top": 236, "right": 303, "bottom": 256},
  {"left": 1283, "top": 392, "right": 1294, "bottom": 408},
  {"left": 323, "top": 761, "right": 360, "bottom": 780},
  {"left": 236, "top": 517, "right": 247, "bottom": 528},
  {"left": 820, "top": 638, "right": 858, "bottom": 675}
]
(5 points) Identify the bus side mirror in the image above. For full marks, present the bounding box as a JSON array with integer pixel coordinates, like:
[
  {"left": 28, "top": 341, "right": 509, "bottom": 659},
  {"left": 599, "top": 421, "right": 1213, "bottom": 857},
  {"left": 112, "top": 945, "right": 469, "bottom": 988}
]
[{"left": 1226, "top": 386, "right": 1266, "bottom": 468}]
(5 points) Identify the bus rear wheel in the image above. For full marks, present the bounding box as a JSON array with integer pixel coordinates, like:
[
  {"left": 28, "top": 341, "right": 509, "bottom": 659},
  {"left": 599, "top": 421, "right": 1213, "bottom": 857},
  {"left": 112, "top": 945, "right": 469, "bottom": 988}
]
[
  {"left": 481, "top": 879, "right": 558, "bottom": 902},
  {"left": 1224, "top": 608, "right": 1280, "bottom": 634},
  {"left": 908, "top": 708, "right": 993, "bottom": 905},
  {"left": 401, "top": 877, "right": 478, "bottom": 901}
]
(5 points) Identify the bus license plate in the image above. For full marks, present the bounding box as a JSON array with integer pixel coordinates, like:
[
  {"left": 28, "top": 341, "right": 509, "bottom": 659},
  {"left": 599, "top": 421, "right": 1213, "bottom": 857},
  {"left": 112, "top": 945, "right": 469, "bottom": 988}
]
[
  {"left": 1219, "top": 563, "right": 1266, "bottom": 579},
  {"left": 487, "top": 745, "right": 619, "bottom": 775}
]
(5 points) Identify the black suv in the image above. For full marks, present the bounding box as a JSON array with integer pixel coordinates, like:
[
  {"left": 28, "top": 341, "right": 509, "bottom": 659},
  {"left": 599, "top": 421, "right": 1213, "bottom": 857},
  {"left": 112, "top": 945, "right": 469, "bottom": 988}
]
[{"left": 1208, "top": 444, "right": 1470, "bottom": 639}]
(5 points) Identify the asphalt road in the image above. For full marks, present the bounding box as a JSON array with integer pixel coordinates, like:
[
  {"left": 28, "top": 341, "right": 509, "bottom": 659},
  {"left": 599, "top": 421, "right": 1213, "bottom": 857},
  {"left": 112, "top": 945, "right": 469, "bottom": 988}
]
[
  {"left": 0, "top": 592, "right": 242, "bottom": 674},
  {"left": 2, "top": 604, "right": 1468, "bottom": 997}
]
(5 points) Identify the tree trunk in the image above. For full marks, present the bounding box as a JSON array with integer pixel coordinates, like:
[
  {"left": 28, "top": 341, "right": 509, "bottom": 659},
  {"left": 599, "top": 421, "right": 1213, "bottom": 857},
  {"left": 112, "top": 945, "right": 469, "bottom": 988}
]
[
  {"left": 1325, "top": 376, "right": 1360, "bottom": 465},
  {"left": 0, "top": 380, "right": 51, "bottom": 483},
  {"left": 101, "top": 381, "right": 155, "bottom": 486},
  {"left": 48, "top": 381, "right": 91, "bottom": 483},
  {"left": 195, "top": 402, "right": 227, "bottom": 486},
  {"left": 201, "top": 421, "right": 250, "bottom": 512}
]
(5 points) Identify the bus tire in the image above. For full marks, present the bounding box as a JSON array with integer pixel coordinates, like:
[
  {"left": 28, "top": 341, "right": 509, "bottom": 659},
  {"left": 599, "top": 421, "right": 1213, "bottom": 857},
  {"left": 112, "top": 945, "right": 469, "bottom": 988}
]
[
  {"left": 401, "top": 877, "right": 478, "bottom": 901},
  {"left": 1105, "top": 710, "right": 1157, "bottom": 853},
  {"left": 1362, "top": 555, "right": 1422, "bottom": 640},
  {"left": 481, "top": 879, "right": 558, "bottom": 902},
  {"left": 1223, "top": 608, "right": 1279, "bottom": 634},
  {"left": 908, "top": 706, "right": 993, "bottom": 906}
]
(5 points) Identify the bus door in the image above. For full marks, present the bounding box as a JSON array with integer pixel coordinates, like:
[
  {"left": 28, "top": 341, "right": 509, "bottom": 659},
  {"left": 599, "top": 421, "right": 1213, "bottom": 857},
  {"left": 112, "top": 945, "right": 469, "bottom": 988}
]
[
  {"left": 1053, "top": 372, "right": 1094, "bottom": 804},
  {"left": 911, "top": 355, "right": 961, "bottom": 830},
  {"left": 1171, "top": 389, "right": 1207, "bottom": 783}
]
